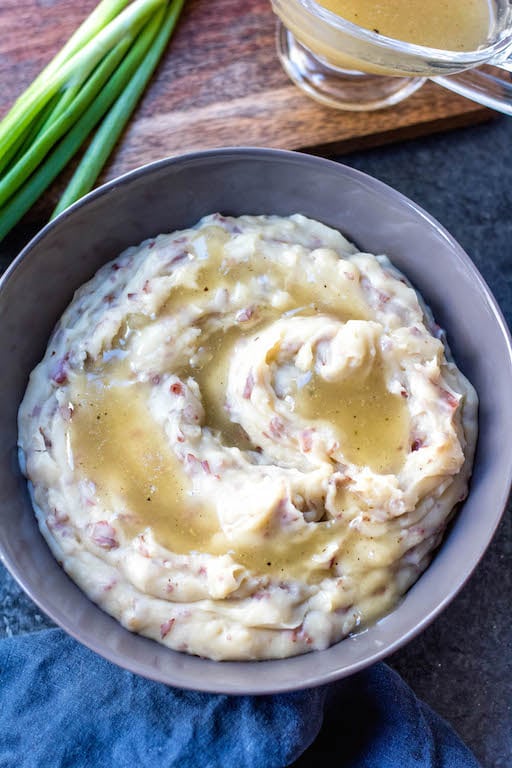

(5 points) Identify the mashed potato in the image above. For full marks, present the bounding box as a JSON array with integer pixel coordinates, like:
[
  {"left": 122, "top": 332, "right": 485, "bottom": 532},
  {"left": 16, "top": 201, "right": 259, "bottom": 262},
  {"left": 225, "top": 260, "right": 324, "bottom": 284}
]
[{"left": 18, "top": 214, "right": 478, "bottom": 660}]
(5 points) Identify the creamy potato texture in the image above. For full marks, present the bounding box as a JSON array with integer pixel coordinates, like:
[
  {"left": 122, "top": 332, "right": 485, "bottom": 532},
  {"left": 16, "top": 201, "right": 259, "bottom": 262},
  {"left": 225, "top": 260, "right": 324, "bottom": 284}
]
[{"left": 18, "top": 214, "right": 478, "bottom": 660}]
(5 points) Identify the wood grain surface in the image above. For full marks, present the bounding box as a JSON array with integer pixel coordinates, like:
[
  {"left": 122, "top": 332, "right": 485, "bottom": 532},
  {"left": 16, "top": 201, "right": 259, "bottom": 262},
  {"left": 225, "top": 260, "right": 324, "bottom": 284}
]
[{"left": 0, "top": 0, "right": 493, "bottom": 260}]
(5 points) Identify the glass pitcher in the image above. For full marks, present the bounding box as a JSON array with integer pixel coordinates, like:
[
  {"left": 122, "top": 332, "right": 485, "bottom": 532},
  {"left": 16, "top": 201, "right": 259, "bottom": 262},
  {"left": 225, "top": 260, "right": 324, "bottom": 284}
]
[{"left": 271, "top": 0, "right": 512, "bottom": 112}]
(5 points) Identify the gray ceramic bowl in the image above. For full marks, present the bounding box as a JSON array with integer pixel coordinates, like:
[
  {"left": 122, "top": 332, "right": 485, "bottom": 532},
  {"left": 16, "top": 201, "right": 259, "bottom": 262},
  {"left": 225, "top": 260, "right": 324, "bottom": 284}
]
[{"left": 1, "top": 148, "right": 511, "bottom": 694}]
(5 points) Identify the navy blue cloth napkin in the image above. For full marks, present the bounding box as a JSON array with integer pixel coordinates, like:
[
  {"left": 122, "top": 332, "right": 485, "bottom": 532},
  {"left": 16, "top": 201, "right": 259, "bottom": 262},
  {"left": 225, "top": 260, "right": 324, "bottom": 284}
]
[{"left": 0, "top": 628, "right": 480, "bottom": 767}]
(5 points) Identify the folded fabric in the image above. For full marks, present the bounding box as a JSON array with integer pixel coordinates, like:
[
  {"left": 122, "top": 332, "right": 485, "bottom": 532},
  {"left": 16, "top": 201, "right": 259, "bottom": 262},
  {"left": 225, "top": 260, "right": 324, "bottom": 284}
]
[{"left": 0, "top": 628, "right": 481, "bottom": 768}]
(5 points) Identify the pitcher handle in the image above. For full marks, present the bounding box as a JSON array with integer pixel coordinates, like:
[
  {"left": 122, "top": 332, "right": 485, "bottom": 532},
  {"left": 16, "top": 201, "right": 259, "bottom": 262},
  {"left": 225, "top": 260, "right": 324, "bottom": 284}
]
[{"left": 432, "top": 54, "right": 512, "bottom": 115}]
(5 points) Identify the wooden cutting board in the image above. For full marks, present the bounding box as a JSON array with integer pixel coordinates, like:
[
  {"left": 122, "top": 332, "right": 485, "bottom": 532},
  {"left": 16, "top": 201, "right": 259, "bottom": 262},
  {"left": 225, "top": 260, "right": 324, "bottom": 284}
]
[{"left": 0, "top": 0, "right": 493, "bottom": 260}]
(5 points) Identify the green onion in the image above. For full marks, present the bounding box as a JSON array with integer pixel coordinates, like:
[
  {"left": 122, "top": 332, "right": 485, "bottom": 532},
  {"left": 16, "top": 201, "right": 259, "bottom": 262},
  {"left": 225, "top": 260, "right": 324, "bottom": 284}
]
[
  {"left": 0, "top": 96, "right": 61, "bottom": 177},
  {"left": 0, "top": 0, "right": 184, "bottom": 243},
  {"left": 0, "top": 0, "right": 166, "bottom": 160},
  {"left": 53, "top": 0, "right": 185, "bottom": 217},
  {"left": 0, "top": 38, "right": 133, "bottom": 209}
]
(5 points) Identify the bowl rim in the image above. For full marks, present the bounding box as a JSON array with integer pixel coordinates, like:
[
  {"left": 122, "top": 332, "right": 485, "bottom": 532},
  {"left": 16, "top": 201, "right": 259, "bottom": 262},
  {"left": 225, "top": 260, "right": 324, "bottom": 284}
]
[{"left": 2, "top": 146, "right": 512, "bottom": 693}]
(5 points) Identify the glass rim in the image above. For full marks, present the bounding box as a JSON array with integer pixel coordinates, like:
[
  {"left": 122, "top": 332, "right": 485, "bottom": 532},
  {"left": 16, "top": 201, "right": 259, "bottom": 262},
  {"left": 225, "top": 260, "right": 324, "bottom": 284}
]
[{"left": 291, "top": 0, "right": 512, "bottom": 65}]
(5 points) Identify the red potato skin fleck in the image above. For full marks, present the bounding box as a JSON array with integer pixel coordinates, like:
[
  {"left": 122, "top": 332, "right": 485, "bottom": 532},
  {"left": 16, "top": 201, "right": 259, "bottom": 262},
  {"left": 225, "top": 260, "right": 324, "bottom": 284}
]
[
  {"left": 160, "top": 617, "right": 175, "bottom": 639},
  {"left": 376, "top": 290, "right": 390, "bottom": 306},
  {"left": 169, "top": 252, "right": 188, "bottom": 266},
  {"left": 137, "top": 535, "right": 150, "bottom": 558},
  {"left": 38, "top": 426, "right": 52, "bottom": 450},
  {"left": 253, "top": 591, "right": 270, "bottom": 601},
  {"left": 47, "top": 508, "right": 70, "bottom": 532},
  {"left": 52, "top": 354, "right": 69, "bottom": 385},
  {"left": 299, "top": 429, "right": 314, "bottom": 452},
  {"left": 291, "top": 626, "right": 313, "bottom": 645},
  {"left": 360, "top": 277, "right": 391, "bottom": 309},
  {"left": 236, "top": 307, "right": 254, "bottom": 323},
  {"left": 187, "top": 453, "right": 206, "bottom": 472},
  {"left": 242, "top": 372, "right": 254, "bottom": 399},
  {"left": 91, "top": 521, "right": 118, "bottom": 550},
  {"left": 53, "top": 371, "right": 67, "bottom": 385},
  {"left": 439, "top": 387, "right": 459, "bottom": 409},
  {"left": 63, "top": 403, "right": 74, "bottom": 421},
  {"left": 269, "top": 417, "right": 285, "bottom": 438}
]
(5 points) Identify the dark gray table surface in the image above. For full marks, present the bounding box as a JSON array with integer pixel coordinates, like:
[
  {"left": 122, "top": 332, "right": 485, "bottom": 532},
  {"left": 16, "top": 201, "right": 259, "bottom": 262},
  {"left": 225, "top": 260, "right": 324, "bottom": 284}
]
[{"left": 1, "top": 115, "right": 511, "bottom": 768}]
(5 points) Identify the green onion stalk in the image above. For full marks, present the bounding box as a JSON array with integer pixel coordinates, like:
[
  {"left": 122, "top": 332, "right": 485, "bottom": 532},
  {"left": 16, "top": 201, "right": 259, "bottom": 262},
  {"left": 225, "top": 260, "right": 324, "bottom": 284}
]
[{"left": 0, "top": 0, "right": 185, "bottom": 243}]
